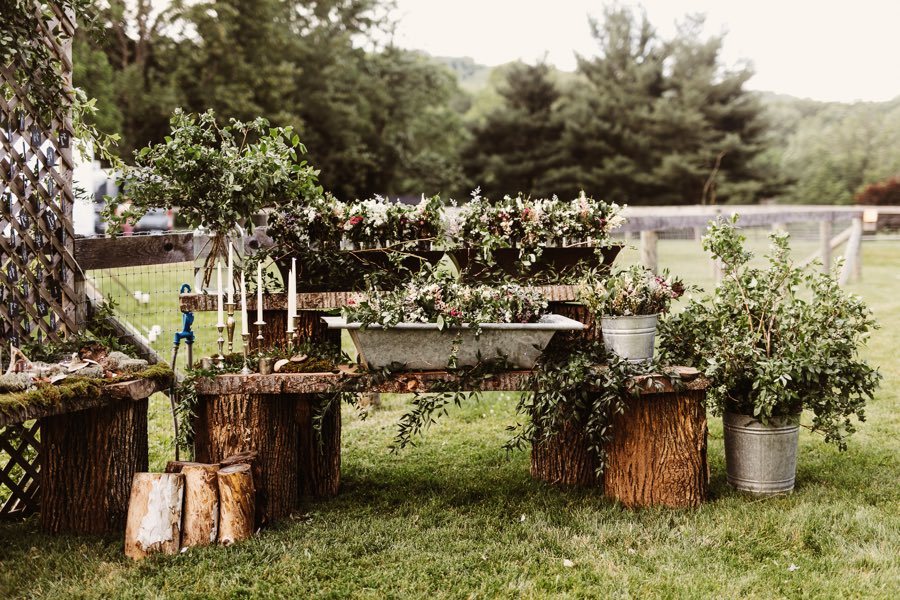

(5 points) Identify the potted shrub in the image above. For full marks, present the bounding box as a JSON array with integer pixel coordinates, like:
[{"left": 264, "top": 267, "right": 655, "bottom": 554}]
[
  {"left": 449, "top": 190, "right": 625, "bottom": 281},
  {"left": 323, "top": 271, "right": 583, "bottom": 370},
  {"left": 659, "top": 217, "right": 881, "bottom": 494},
  {"left": 580, "top": 265, "right": 686, "bottom": 362},
  {"left": 107, "top": 109, "right": 320, "bottom": 290}
]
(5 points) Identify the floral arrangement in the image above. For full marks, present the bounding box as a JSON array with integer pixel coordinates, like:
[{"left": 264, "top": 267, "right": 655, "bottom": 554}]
[
  {"left": 579, "top": 265, "right": 686, "bottom": 316},
  {"left": 341, "top": 194, "right": 443, "bottom": 249},
  {"left": 265, "top": 194, "right": 344, "bottom": 251},
  {"left": 454, "top": 189, "right": 624, "bottom": 263},
  {"left": 342, "top": 271, "right": 548, "bottom": 330}
]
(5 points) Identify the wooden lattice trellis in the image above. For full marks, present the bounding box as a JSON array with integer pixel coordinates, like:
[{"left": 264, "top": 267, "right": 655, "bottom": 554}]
[{"left": 0, "top": 3, "right": 79, "bottom": 519}]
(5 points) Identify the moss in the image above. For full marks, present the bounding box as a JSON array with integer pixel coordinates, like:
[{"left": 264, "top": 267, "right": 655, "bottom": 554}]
[
  {"left": 278, "top": 358, "right": 338, "bottom": 373},
  {"left": 0, "top": 363, "right": 174, "bottom": 419}
]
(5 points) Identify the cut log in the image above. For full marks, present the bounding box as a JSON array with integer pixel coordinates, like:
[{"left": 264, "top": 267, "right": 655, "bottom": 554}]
[
  {"left": 193, "top": 393, "right": 299, "bottom": 525},
  {"left": 181, "top": 464, "right": 220, "bottom": 548},
  {"left": 124, "top": 472, "right": 184, "bottom": 560},
  {"left": 530, "top": 417, "right": 600, "bottom": 487},
  {"left": 604, "top": 390, "right": 709, "bottom": 508},
  {"left": 165, "top": 460, "right": 206, "bottom": 474},
  {"left": 296, "top": 394, "right": 341, "bottom": 498},
  {"left": 220, "top": 450, "right": 259, "bottom": 468},
  {"left": 217, "top": 464, "right": 254, "bottom": 546},
  {"left": 40, "top": 398, "right": 149, "bottom": 534}
]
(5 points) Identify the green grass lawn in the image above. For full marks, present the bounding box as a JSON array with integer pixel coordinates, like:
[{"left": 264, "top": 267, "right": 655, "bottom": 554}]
[{"left": 1, "top": 237, "right": 898, "bottom": 598}]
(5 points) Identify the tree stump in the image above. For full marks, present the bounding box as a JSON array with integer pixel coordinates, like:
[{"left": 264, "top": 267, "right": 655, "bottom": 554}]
[
  {"left": 217, "top": 464, "right": 254, "bottom": 546},
  {"left": 124, "top": 472, "right": 184, "bottom": 560},
  {"left": 181, "top": 464, "right": 220, "bottom": 548},
  {"left": 296, "top": 394, "right": 341, "bottom": 498},
  {"left": 530, "top": 417, "right": 600, "bottom": 487},
  {"left": 530, "top": 302, "right": 601, "bottom": 488},
  {"left": 604, "top": 390, "right": 709, "bottom": 508},
  {"left": 193, "top": 393, "right": 299, "bottom": 525},
  {"left": 39, "top": 398, "right": 149, "bottom": 534}
]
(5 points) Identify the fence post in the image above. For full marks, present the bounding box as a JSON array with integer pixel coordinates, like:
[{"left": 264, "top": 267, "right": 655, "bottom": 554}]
[
  {"left": 839, "top": 217, "right": 863, "bottom": 285},
  {"left": 819, "top": 220, "right": 833, "bottom": 273},
  {"left": 640, "top": 231, "right": 658, "bottom": 274}
]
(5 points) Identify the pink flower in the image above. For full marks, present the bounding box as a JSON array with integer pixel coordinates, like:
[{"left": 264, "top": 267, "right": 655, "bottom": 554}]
[{"left": 348, "top": 216, "right": 363, "bottom": 227}]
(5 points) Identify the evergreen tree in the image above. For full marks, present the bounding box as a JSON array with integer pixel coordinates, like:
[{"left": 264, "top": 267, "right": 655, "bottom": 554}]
[{"left": 465, "top": 61, "right": 565, "bottom": 198}]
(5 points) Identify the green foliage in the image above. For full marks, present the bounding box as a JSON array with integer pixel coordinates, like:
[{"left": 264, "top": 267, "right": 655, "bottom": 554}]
[
  {"left": 659, "top": 216, "right": 881, "bottom": 448},
  {"left": 579, "top": 265, "right": 686, "bottom": 317},
  {"left": 506, "top": 338, "right": 679, "bottom": 475},
  {"left": 108, "top": 109, "right": 321, "bottom": 235},
  {"left": 0, "top": 0, "right": 94, "bottom": 120}
]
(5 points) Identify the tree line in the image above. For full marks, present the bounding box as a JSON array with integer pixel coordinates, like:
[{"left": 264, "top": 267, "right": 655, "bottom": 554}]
[{"left": 76, "top": 1, "right": 898, "bottom": 205}]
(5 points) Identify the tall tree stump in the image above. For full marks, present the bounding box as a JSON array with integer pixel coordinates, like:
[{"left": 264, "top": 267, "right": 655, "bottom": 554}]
[
  {"left": 193, "top": 393, "right": 299, "bottom": 525},
  {"left": 530, "top": 418, "right": 600, "bottom": 487},
  {"left": 296, "top": 394, "right": 341, "bottom": 498},
  {"left": 40, "top": 398, "right": 149, "bottom": 534},
  {"left": 530, "top": 303, "right": 601, "bottom": 487},
  {"left": 604, "top": 389, "right": 709, "bottom": 508}
]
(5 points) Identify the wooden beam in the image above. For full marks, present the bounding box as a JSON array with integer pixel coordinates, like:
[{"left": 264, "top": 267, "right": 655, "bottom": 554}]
[
  {"left": 75, "top": 232, "right": 193, "bottom": 270},
  {"left": 192, "top": 368, "right": 706, "bottom": 396},
  {"left": 839, "top": 217, "right": 863, "bottom": 285},
  {"left": 640, "top": 231, "right": 658, "bottom": 273},
  {"left": 180, "top": 285, "right": 582, "bottom": 312}
]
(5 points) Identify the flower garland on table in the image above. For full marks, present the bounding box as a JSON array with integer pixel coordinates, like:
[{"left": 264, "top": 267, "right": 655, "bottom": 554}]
[{"left": 454, "top": 189, "right": 625, "bottom": 265}]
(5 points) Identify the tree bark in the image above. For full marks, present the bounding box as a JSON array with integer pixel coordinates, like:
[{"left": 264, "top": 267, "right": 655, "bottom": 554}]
[
  {"left": 604, "top": 390, "right": 708, "bottom": 508},
  {"left": 181, "top": 464, "right": 220, "bottom": 548},
  {"left": 530, "top": 418, "right": 600, "bottom": 487},
  {"left": 217, "top": 464, "right": 254, "bottom": 546},
  {"left": 193, "top": 393, "right": 299, "bottom": 525},
  {"left": 296, "top": 394, "right": 341, "bottom": 498},
  {"left": 39, "top": 398, "right": 149, "bottom": 534},
  {"left": 124, "top": 472, "right": 184, "bottom": 560}
]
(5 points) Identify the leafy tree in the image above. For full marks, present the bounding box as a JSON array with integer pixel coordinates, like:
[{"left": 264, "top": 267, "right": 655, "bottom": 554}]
[{"left": 464, "top": 62, "right": 566, "bottom": 199}]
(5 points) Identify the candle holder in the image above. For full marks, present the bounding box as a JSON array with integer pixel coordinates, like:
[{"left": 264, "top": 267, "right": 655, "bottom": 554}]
[
  {"left": 216, "top": 323, "right": 225, "bottom": 368},
  {"left": 240, "top": 332, "right": 252, "bottom": 375},
  {"left": 255, "top": 319, "right": 266, "bottom": 354},
  {"left": 290, "top": 315, "right": 300, "bottom": 351},
  {"left": 225, "top": 302, "right": 236, "bottom": 354}
]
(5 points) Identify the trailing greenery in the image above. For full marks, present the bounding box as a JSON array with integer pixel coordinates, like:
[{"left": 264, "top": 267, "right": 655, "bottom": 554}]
[
  {"left": 579, "top": 265, "right": 687, "bottom": 317},
  {"left": 659, "top": 216, "right": 881, "bottom": 448},
  {"left": 505, "top": 338, "right": 681, "bottom": 475},
  {"left": 0, "top": 0, "right": 94, "bottom": 121}
]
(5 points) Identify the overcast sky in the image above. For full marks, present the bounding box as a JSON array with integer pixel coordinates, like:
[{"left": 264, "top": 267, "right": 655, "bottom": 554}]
[{"left": 392, "top": 0, "right": 900, "bottom": 103}]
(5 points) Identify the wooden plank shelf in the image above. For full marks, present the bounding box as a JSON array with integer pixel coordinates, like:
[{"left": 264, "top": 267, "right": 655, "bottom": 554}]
[
  {"left": 0, "top": 375, "right": 173, "bottom": 428},
  {"left": 179, "top": 285, "right": 582, "bottom": 312},
  {"left": 193, "top": 367, "right": 706, "bottom": 396}
]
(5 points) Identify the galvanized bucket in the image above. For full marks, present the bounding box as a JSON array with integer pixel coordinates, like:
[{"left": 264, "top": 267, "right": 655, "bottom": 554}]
[
  {"left": 600, "top": 314, "right": 659, "bottom": 363},
  {"left": 723, "top": 411, "right": 800, "bottom": 495}
]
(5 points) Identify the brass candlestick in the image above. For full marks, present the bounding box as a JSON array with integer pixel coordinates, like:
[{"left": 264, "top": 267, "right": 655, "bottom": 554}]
[
  {"left": 255, "top": 319, "right": 266, "bottom": 354},
  {"left": 290, "top": 315, "right": 300, "bottom": 351},
  {"left": 225, "top": 302, "right": 236, "bottom": 354},
  {"left": 240, "top": 332, "right": 251, "bottom": 375},
  {"left": 216, "top": 323, "right": 225, "bottom": 368}
]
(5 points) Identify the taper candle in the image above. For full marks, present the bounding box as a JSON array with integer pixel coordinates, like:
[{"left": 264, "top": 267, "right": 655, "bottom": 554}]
[
  {"left": 256, "top": 262, "right": 264, "bottom": 323},
  {"left": 240, "top": 270, "right": 249, "bottom": 336},
  {"left": 227, "top": 242, "right": 235, "bottom": 304},
  {"left": 287, "top": 262, "right": 295, "bottom": 334},
  {"left": 216, "top": 260, "right": 224, "bottom": 327}
]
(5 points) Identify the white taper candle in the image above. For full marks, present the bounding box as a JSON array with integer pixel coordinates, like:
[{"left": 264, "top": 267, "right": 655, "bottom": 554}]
[
  {"left": 227, "top": 242, "right": 235, "bottom": 304},
  {"left": 216, "top": 260, "right": 224, "bottom": 327},
  {"left": 256, "top": 262, "right": 264, "bottom": 323},
  {"left": 240, "top": 270, "right": 249, "bottom": 336}
]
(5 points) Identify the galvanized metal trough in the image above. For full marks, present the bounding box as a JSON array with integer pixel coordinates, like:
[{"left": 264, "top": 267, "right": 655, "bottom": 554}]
[{"left": 323, "top": 314, "right": 584, "bottom": 370}]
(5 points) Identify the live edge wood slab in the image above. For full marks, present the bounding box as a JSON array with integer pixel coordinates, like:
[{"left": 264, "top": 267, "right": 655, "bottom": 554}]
[{"left": 5, "top": 375, "right": 173, "bottom": 535}]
